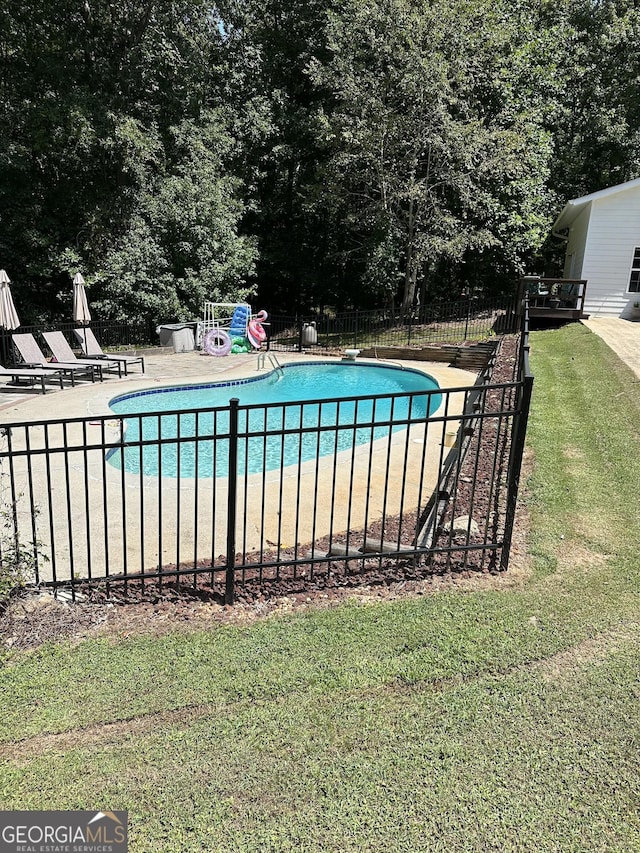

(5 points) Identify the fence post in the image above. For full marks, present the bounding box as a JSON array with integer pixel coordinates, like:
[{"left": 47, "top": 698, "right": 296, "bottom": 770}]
[
  {"left": 500, "top": 370, "right": 534, "bottom": 571},
  {"left": 225, "top": 398, "right": 239, "bottom": 605},
  {"left": 464, "top": 298, "right": 471, "bottom": 340},
  {"left": 0, "top": 330, "right": 11, "bottom": 365}
]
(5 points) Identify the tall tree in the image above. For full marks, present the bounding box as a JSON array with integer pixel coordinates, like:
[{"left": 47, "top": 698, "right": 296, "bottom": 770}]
[
  {"left": 309, "top": 0, "right": 557, "bottom": 314},
  {"left": 0, "top": 0, "right": 256, "bottom": 324},
  {"left": 91, "top": 112, "right": 257, "bottom": 325},
  {"left": 216, "top": 0, "right": 342, "bottom": 313},
  {"left": 546, "top": 0, "right": 640, "bottom": 201}
]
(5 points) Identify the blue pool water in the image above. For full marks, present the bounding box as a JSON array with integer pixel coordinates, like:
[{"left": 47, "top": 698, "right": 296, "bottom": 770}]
[{"left": 108, "top": 361, "right": 441, "bottom": 479}]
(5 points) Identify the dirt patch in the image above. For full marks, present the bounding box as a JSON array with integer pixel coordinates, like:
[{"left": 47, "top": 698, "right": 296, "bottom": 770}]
[
  {"left": 556, "top": 542, "right": 609, "bottom": 571},
  {"left": 534, "top": 622, "right": 640, "bottom": 682},
  {"left": 1, "top": 703, "right": 219, "bottom": 764},
  {"left": 562, "top": 446, "right": 585, "bottom": 460}
]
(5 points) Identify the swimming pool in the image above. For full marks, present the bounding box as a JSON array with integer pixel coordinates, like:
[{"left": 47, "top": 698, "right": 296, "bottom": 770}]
[{"left": 108, "top": 361, "right": 442, "bottom": 479}]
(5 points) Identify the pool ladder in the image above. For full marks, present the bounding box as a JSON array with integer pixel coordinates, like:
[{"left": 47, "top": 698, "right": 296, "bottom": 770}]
[{"left": 257, "top": 351, "right": 284, "bottom": 377}]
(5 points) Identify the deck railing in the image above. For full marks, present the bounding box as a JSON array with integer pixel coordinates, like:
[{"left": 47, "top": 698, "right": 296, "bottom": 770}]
[{"left": 517, "top": 276, "right": 588, "bottom": 318}]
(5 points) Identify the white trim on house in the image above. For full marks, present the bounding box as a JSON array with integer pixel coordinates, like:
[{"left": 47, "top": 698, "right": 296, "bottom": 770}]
[{"left": 553, "top": 177, "right": 640, "bottom": 234}]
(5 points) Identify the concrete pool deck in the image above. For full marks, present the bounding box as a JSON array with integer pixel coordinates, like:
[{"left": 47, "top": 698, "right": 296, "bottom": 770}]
[
  {"left": 0, "top": 348, "right": 479, "bottom": 584},
  {"left": 0, "top": 347, "right": 478, "bottom": 422}
]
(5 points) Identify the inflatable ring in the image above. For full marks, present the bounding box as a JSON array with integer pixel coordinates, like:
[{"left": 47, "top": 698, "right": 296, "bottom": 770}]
[
  {"left": 203, "top": 328, "right": 232, "bottom": 356},
  {"left": 247, "top": 318, "right": 267, "bottom": 349}
]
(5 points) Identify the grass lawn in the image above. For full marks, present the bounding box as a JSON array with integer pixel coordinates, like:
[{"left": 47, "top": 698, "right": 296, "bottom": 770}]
[{"left": 1, "top": 323, "right": 639, "bottom": 852}]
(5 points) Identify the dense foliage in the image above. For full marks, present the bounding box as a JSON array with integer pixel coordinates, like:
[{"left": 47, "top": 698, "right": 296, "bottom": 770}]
[{"left": 1, "top": 0, "right": 638, "bottom": 324}]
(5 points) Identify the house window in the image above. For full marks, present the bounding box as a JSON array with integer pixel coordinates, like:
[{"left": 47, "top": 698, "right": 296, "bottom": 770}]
[{"left": 629, "top": 247, "right": 640, "bottom": 292}]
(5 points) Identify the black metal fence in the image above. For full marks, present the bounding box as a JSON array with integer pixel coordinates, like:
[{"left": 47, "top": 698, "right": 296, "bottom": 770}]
[
  {"left": 12, "top": 318, "right": 157, "bottom": 350},
  {"left": 0, "top": 302, "right": 532, "bottom": 604},
  {"left": 1, "top": 295, "right": 515, "bottom": 365},
  {"left": 266, "top": 295, "right": 516, "bottom": 352}
]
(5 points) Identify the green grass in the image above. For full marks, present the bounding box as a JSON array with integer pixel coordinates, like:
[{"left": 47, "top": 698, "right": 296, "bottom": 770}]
[{"left": 1, "top": 323, "right": 639, "bottom": 851}]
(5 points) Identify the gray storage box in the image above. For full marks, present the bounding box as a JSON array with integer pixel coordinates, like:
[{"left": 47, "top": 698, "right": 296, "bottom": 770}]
[
  {"left": 171, "top": 327, "right": 195, "bottom": 352},
  {"left": 156, "top": 322, "right": 196, "bottom": 350}
]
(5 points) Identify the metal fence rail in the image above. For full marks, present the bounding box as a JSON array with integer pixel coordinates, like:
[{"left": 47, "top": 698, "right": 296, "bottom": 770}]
[
  {"left": 267, "top": 296, "right": 516, "bottom": 353},
  {"left": 0, "top": 346, "right": 531, "bottom": 604},
  {"left": 0, "top": 297, "right": 532, "bottom": 603},
  {"left": 1, "top": 295, "right": 515, "bottom": 364},
  {"left": 7, "top": 318, "right": 157, "bottom": 352}
]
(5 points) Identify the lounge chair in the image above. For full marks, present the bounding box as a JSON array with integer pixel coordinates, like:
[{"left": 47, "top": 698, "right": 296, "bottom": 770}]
[
  {"left": 73, "top": 327, "right": 145, "bottom": 374},
  {"left": 42, "top": 330, "right": 122, "bottom": 379},
  {"left": 11, "top": 333, "right": 100, "bottom": 383},
  {"left": 0, "top": 364, "right": 66, "bottom": 394}
]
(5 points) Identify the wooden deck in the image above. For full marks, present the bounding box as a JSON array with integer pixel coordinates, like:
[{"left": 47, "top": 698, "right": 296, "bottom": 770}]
[
  {"left": 527, "top": 305, "right": 586, "bottom": 321},
  {"left": 518, "top": 277, "right": 589, "bottom": 321}
]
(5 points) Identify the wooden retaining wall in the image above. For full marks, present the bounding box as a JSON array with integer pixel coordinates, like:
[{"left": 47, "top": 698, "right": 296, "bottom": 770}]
[{"left": 358, "top": 340, "right": 497, "bottom": 372}]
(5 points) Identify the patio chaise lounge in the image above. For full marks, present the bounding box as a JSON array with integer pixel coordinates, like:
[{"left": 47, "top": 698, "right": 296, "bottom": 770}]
[
  {"left": 73, "top": 327, "right": 145, "bottom": 374},
  {"left": 0, "top": 364, "right": 67, "bottom": 394},
  {"left": 11, "top": 333, "right": 101, "bottom": 383},
  {"left": 42, "top": 331, "right": 123, "bottom": 379}
]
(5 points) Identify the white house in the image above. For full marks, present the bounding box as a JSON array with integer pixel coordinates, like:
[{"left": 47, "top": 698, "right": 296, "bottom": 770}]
[{"left": 552, "top": 177, "right": 640, "bottom": 318}]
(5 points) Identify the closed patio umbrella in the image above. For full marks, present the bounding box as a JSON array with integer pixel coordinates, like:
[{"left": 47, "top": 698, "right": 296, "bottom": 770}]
[
  {"left": 73, "top": 272, "right": 91, "bottom": 351},
  {"left": 0, "top": 269, "right": 20, "bottom": 330},
  {"left": 0, "top": 269, "right": 20, "bottom": 364},
  {"left": 72, "top": 272, "right": 91, "bottom": 325}
]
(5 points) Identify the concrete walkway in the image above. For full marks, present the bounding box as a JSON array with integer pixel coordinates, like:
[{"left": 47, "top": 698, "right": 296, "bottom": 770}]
[{"left": 581, "top": 317, "right": 640, "bottom": 379}]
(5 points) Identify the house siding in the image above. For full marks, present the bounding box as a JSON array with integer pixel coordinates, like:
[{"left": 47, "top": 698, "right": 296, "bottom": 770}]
[{"left": 580, "top": 188, "right": 640, "bottom": 317}]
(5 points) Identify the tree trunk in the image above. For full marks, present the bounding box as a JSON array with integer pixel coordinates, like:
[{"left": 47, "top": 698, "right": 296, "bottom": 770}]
[
  {"left": 400, "top": 260, "right": 418, "bottom": 324},
  {"left": 399, "top": 197, "right": 417, "bottom": 323}
]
